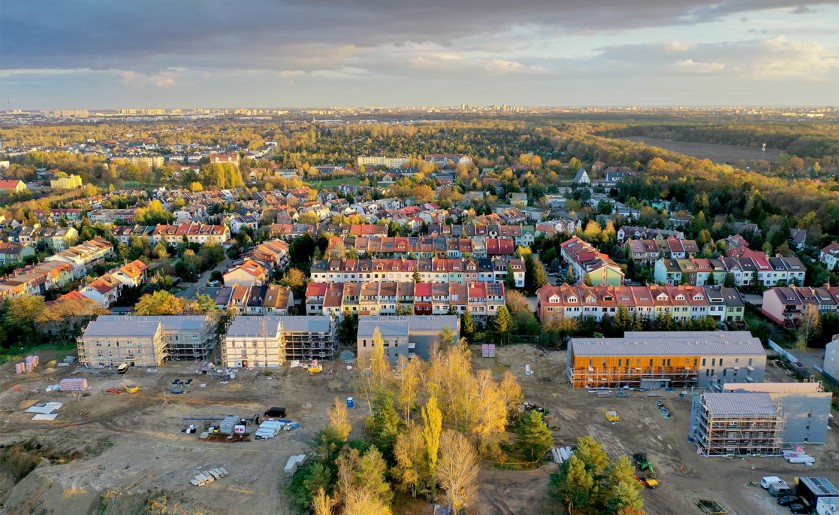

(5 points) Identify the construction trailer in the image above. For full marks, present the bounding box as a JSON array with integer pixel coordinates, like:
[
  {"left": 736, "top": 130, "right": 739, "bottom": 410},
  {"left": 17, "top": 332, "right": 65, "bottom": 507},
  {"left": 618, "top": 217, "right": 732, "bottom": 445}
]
[
  {"left": 690, "top": 392, "right": 785, "bottom": 457},
  {"left": 796, "top": 477, "right": 839, "bottom": 509}
]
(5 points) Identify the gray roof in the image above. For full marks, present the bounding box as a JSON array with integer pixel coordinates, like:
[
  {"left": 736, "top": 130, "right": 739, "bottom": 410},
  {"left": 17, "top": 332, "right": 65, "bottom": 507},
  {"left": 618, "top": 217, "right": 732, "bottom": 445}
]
[
  {"left": 571, "top": 331, "right": 765, "bottom": 357},
  {"left": 358, "top": 315, "right": 459, "bottom": 338},
  {"left": 84, "top": 318, "right": 162, "bottom": 338},
  {"left": 96, "top": 315, "right": 210, "bottom": 332},
  {"left": 226, "top": 316, "right": 282, "bottom": 338},
  {"left": 702, "top": 392, "right": 777, "bottom": 417},
  {"left": 358, "top": 318, "right": 410, "bottom": 338},
  {"left": 278, "top": 316, "right": 332, "bottom": 333}
]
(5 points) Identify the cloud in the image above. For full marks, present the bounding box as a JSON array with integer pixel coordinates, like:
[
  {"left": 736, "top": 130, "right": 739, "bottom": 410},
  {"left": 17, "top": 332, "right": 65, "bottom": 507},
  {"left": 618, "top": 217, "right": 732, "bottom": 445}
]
[
  {"left": 674, "top": 59, "right": 726, "bottom": 73},
  {"left": 119, "top": 70, "right": 178, "bottom": 89}
]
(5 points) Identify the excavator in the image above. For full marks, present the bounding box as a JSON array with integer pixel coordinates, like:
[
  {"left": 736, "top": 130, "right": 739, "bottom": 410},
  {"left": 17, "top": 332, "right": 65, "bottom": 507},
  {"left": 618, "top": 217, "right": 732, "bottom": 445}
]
[{"left": 633, "top": 452, "right": 659, "bottom": 489}]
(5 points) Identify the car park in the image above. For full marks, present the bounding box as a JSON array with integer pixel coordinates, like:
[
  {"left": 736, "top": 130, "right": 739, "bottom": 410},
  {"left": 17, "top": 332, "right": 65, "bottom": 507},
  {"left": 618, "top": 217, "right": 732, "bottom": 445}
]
[{"left": 777, "top": 495, "right": 801, "bottom": 506}]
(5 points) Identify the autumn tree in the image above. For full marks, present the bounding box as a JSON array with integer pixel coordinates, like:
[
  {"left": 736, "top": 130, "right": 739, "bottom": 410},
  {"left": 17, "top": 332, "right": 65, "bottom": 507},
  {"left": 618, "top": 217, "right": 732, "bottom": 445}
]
[
  {"left": 602, "top": 455, "right": 644, "bottom": 515},
  {"left": 422, "top": 396, "right": 443, "bottom": 496},
  {"left": 365, "top": 390, "right": 401, "bottom": 458},
  {"left": 329, "top": 396, "right": 352, "bottom": 443},
  {"left": 3, "top": 294, "right": 46, "bottom": 346},
  {"left": 470, "top": 369, "right": 507, "bottom": 457},
  {"left": 438, "top": 430, "right": 479, "bottom": 515},
  {"left": 393, "top": 424, "right": 428, "bottom": 497},
  {"left": 798, "top": 304, "right": 821, "bottom": 350},
  {"left": 134, "top": 290, "right": 188, "bottom": 315},
  {"left": 396, "top": 355, "right": 425, "bottom": 425},
  {"left": 312, "top": 487, "right": 334, "bottom": 515},
  {"left": 499, "top": 371, "right": 524, "bottom": 418}
]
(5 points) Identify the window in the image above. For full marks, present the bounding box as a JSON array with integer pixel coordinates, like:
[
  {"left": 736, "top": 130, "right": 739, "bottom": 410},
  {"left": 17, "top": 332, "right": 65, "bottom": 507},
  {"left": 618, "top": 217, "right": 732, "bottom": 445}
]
[
  {"left": 711, "top": 358, "right": 715, "bottom": 366},
  {"left": 702, "top": 358, "right": 706, "bottom": 366}
]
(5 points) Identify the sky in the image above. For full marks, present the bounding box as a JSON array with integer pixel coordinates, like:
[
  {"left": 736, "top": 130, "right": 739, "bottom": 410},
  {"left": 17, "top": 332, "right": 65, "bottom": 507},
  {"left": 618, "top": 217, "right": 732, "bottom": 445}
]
[{"left": 1, "top": 0, "right": 838, "bottom": 109}]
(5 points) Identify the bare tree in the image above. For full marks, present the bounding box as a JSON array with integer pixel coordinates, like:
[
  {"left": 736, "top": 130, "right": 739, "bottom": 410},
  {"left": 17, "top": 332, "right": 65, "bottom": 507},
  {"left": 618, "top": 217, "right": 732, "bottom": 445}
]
[{"left": 438, "top": 430, "right": 479, "bottom": 514}]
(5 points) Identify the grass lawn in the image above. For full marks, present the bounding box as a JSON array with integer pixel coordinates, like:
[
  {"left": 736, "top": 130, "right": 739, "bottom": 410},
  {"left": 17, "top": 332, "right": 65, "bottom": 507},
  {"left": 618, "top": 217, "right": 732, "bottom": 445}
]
[{"left": 0, "top": 342, "right": 77, "bottom": 365}]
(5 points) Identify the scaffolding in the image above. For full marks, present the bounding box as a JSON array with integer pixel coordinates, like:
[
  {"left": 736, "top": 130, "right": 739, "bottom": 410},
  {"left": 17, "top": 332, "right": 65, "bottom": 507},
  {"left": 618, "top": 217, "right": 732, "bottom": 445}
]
[
  {"left": 282, "top": 320, "right": 338, "bottom": 361},
  {"left": 692, "top": 394, "right": 785, "bottom": 457},
  {"left": 571, "top": 366, "right": 699, "bottom": 389}
]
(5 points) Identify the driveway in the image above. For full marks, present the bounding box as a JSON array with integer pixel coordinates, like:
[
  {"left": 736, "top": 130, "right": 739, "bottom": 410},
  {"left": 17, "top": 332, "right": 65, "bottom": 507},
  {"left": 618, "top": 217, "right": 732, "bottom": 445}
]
[{"left": 176, "top": 258, "right": 230, "bottom": 300}]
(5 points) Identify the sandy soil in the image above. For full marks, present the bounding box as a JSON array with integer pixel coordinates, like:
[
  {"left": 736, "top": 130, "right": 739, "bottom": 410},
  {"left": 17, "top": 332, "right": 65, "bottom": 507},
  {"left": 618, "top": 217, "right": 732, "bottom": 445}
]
[
  {"left": 476, "top": 344, "right": 839, "bottom": 515},
  {"left": 1, "top": 345, "right": 836, "bottom": 515},
  {"left": 621, "top": 136, "right": 781, "bottom": 164}
]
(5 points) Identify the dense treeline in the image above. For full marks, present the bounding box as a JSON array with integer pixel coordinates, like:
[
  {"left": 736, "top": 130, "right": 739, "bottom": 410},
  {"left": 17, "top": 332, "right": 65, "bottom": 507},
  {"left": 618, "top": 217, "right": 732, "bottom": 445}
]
[{"left": 600, "top": 123, "right": 839, "bottom": 161}]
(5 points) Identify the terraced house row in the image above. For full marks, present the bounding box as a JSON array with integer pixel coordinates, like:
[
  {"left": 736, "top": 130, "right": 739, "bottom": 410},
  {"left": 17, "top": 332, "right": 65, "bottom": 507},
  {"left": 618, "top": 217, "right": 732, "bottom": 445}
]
[
  {"left": 112, "top": 223, "right": 230, "bottom": 246},
  {"left": 327, "top": 236, "right": 517, "bottom": 258},
  {"left": 309, "top": 257, "right": 525, "bottom": 287},
  {"left": 537, "top": 284, "right": 746, "bottom": 324},
  {"left": 654, "top": 248, "right": 806, "bottom": 287},
  {"left": 305, "top": 281, "right": 506, "bottom": 323}
]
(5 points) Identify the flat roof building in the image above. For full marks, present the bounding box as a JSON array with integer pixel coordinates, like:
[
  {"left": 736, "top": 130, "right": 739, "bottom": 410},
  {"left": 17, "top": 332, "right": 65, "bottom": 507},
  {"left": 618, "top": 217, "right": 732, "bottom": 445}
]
[
  {"left": 722, "top": 382, "right": 832, "bottom": 444},
  {"left": 690, "top": 392, "right": 785, "bottom": 457},
  {"left": 357, "top": 315, "right": 460, "bottom": 364},
  {"left": 568, "top": 331, "right": 766, "bottom": 389},
  {"left": 78, "top": 318, "right": 167, "bottom": 367},
  {"left": 222, "top": 315, "right": 337, "bottom": 368}
]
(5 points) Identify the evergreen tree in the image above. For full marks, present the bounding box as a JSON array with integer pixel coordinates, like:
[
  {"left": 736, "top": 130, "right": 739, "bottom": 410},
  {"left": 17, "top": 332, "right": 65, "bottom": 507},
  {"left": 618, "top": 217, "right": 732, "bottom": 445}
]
[
  {"left": 461, "top": 311, "right": 476, "bottom": 340},
  {"left": 493, "top": 306, "right": 513, "bottom": 344},
  {"left": 518, "top": 411, "right": 554, "bottom": 460}
]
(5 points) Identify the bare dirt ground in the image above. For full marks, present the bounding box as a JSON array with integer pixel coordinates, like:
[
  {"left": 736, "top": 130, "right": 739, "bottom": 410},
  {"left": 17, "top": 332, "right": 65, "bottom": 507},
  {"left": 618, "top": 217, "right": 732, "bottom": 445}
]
[
  {"left": 0, "top": 355, "right": 360, "bottom": 514},
  {"left": 621, "top": 136, "right": 781, "bottom": 164},
  {"left": 1, "top": 345, "right": 836, "bottom": 514},
  {"left": 475, "top": 345, "right": 839, "bottom": 515}
]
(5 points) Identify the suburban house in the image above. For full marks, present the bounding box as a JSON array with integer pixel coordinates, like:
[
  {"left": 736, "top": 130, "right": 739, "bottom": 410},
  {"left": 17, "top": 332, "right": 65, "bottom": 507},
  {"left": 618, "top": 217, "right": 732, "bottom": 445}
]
[
  {"left": 820, "top": 242, "right": 839, "bottom": 271},
  {"left": 223, "top": 259, "right": 269, "bottom": 287},
  {"left": 761, "top": 286, "right": 839, "bottom": 326},
  {"left": 0, "top": 179, "right": 27, "bottom": 193},
  {"left": 560, "top": 237, "right": 624, "bottom": 286},
  {"left": 537, "top": 284, "right": 745, "bottom": 324}
]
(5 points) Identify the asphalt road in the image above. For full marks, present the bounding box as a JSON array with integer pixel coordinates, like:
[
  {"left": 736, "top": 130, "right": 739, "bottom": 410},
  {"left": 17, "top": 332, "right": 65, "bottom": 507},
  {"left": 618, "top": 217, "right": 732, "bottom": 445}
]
[{"left": 176, "top": 258, "right": 231, "bottom": 300}]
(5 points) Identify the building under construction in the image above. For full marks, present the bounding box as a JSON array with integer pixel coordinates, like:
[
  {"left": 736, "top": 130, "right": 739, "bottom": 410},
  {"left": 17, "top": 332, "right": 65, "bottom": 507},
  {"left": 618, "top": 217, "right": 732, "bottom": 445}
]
[
  {"left": 567, "top": 331, "right": 766, "bottom": 389},
  {"left": 280, "top": 316, "right": 337, "bottom": 361},
  {"left": 690, "top": 392, "right": 785, "bottom": 457},
  {"left": 222, "top": 315, "right": 337, "bottom": 368}
]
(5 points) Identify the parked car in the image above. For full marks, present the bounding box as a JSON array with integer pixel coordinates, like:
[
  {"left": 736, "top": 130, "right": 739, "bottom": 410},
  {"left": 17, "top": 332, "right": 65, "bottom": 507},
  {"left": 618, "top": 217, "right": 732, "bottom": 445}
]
[
  {"left": 777, "top": 495, "right": 801, "bottom": 506},
  {"left": 788, "top": 503, "right": 810, "bottom": 514},
  {"left": 761, "top": 476, "right": 783, "bottom": 489}
]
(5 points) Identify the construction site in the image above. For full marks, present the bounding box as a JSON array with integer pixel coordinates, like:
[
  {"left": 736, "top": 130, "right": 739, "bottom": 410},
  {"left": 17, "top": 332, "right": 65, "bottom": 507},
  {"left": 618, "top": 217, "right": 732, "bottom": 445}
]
[
  {"left": 0, "top": 343, "right": 837, "bottom": 515},
  {"left": 689, "top": 392, "right": 786, "bottom": 457}
]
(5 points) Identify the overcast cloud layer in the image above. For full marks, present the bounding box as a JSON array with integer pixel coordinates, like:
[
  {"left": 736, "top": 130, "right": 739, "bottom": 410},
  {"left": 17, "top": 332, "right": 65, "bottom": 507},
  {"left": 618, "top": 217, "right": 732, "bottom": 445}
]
[{"left": 1, "top": 0, "right": 838, "bottom": 108}]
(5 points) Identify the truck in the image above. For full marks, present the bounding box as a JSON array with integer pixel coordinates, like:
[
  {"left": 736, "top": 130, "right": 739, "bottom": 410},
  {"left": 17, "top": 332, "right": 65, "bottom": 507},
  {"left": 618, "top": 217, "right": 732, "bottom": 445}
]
[
  {"left": 816, "top": 496, "right": 839, "bottom": 515},
  {"left": 796, "top": 477, "right": 839, "bottom": 510}
]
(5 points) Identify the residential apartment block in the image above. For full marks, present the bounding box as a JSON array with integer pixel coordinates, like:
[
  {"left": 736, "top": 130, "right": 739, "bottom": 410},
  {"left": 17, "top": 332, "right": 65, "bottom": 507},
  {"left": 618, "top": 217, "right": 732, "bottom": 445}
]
[
  {"left": 222, "top": 315, "right": 337, "bottom": 367},
  {"left": 761, "top": 286, "right": 839, "bottom": 326},
  {"left": 617, "top": 225, "right": 684, "bottom": 244},
  {"left": 357, "top": 156, "right": 411, "bottom": 169},
  {"left": 216, "top": 284, "right": 293, "bottom": 315},
  {"left": 357, "top": 315, "right": 460, "bottom": 364},
  {"left": 310, "top": 257, "right": 524, "bottom": 288},
  {"left": 150, "top": 223, "right": 230, "bottom": 246},
  {"left": 689, "top": 392, "right": 785, "bottom": 457},
  {"left": 45, "top": 237, "right": 114, "bottom": 278},
  {"left": 721, "top": 382, "right": 832, "bottom": 444},
  {"left": 560, "top": 237, "right": 625, "bottom": 286},
  {"left": 327, "top": 236, "right": 517, "bottom": 258},
  {"left": 78, "top": 315, "right": 217, "bottom": 366},
  {"left": 78, "top": 318, "right": 168, "bottom": 367},
  {"left": 306, "top": 280, "right": 505, "bottom": 323},
  {"left": 567, "top": 331, "right": 766, "bottom": 389},
  {"left": 625, "top": 237, "right": 699, "bottom": 266},
  {"left": 654, "top": 250, "right": 806, "bottom": 288},
  {"left": 537, "top": 284, "right": 745, "bottom": 324}
]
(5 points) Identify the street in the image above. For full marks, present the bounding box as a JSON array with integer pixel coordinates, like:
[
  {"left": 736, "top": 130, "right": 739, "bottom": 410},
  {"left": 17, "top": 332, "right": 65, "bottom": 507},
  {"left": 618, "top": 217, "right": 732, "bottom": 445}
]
[{"left": 175, "top": 258, "right": 231, "bottom": 300}]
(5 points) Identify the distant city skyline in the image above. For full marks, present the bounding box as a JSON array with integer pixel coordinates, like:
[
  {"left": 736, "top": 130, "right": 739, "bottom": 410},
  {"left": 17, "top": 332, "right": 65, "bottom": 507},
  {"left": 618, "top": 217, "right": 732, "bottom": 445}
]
[{"left": 1, "top": 0, "right": 838, "bottom": 109}]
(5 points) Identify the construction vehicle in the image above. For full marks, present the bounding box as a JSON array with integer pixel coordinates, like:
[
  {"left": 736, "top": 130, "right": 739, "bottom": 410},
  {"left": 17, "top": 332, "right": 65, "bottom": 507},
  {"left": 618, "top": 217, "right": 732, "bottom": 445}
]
[
  {"left": 124, "top": 384, "right": 139, "bottom": 394},
  {"left": 117, "top": 363, "right": 129, "bottom": 374},
  {"left": 605, "top": 410, "right": 619, "bottom": 422},
  {"left": 633, "top": 452, "right": 659, "bottom": 489}
]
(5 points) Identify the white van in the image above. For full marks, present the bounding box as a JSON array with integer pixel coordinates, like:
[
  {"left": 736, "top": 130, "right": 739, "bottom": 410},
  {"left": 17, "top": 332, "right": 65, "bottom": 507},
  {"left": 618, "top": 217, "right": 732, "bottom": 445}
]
[{"left": 760, "top": 476, "right": 783, "bottom": 489}]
